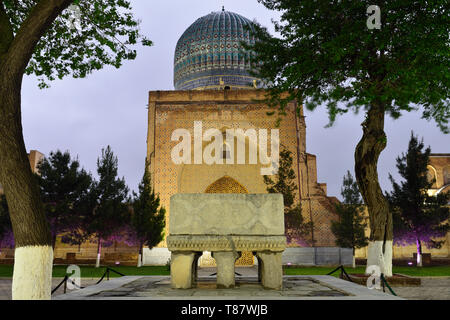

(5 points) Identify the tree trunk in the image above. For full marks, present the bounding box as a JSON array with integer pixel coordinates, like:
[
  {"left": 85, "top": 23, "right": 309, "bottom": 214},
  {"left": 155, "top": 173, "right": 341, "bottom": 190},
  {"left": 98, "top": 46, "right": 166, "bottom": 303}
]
[
  {"left": 137, "top": 243, "right": 143, "bottom": 268},
  {"left": 96, "top": 237, "right": 102, "bottom": 268},
  {"left": 0, "top": 0, "right": 74, "bottom": 300},
  {"left": 52, "top": 233, "right": 57, "bottom": 250},
  {"left": 352, "top": 248, "right": 356, "bottom": 268},
  {"left": 355, "top": 101, "right": 393, "bottom": 277},
  {"left": 416, "top": 239, "right": 423, "bottom": 267},
  {"left": 0, "top": 81, "right": 53, "bottom": 299}
]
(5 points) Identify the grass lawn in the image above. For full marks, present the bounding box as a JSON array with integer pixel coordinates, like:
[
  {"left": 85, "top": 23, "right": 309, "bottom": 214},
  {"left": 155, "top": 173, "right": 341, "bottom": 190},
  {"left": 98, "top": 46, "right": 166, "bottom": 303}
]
[
  {"left": 0, "top": 265, "right": 448, "bottom": 278},
  {"left": 283, "top": 266, "right": 450, "bottom": 277},
  {"left": 0, "top": 265, "right": 170, "bottom": 278}
]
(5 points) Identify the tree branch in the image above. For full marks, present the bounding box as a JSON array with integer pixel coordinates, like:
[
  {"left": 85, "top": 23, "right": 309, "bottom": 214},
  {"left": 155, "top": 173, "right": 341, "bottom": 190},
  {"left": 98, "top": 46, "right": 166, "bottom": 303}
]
[
  {"left": 0, "top": 1, "right": 14, "bottom": 64},
  {"left": 0, "top": 0, "right": 73, "bottom": 81}
]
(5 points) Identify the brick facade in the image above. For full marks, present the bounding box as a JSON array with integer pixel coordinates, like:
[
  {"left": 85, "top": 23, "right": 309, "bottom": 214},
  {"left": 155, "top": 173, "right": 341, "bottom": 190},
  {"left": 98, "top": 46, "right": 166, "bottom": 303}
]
[{"left": 147, "top": 89, "right": 339, "bottom": 251}]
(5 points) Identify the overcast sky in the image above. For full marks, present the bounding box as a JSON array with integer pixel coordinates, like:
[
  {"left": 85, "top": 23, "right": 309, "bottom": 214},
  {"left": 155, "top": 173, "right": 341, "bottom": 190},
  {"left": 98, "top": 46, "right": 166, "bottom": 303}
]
[{"left": 21, "top": 0, "right": 448, "bottom": 199}]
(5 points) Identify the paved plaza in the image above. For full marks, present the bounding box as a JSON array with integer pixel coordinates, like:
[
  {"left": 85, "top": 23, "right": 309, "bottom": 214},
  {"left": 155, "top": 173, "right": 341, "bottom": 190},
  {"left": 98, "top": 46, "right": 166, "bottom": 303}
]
[{"left": 1, "top": 267, "right": 448, "bottom": 300}]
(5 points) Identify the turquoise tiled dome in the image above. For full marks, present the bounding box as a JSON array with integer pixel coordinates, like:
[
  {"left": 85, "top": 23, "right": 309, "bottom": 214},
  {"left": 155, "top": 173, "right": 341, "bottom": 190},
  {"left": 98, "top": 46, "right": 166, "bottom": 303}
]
[{"left": 174, "top": 9, "right": 260, "bottom": 90}]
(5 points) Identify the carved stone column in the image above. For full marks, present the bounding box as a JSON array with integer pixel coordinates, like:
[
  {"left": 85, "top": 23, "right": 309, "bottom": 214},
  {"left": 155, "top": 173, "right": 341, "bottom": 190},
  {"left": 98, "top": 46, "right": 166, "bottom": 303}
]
[
  {"left": 170, "top": 251, "right": 196, "bottom": 289},
  {"left": 212, "top": 251, "right": 239, "bottom": 288},
  {"left": 256, "top": 251, "right": 283, "bottom": 290}
]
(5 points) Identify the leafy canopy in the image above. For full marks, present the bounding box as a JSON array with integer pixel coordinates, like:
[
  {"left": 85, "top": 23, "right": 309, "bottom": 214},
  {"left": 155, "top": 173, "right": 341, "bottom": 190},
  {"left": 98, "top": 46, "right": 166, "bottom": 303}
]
[
  {"left": 248, "top": 0, "right": 449, "bottom": 131},
  {"left": 2, "top": 0, "right": 152, "bottom": 88}
]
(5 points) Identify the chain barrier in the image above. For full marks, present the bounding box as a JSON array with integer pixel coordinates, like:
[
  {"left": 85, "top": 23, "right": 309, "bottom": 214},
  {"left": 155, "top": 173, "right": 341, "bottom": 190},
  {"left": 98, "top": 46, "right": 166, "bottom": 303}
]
[
  {"left": 380, "top": 273, "right": 397, "bottom": 296},
  {"left": 51, "top": 266, "right": 125, "bottom": 295},
  {"left": 326, "top": 265, "right": 398, "bottom": 296},
  {"left": 326, "top": 265, "right": 354, "bottom": 282}
]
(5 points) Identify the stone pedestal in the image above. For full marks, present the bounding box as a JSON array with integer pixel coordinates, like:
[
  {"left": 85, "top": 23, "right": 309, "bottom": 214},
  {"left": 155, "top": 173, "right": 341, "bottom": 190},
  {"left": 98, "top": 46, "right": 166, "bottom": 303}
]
[
  {"left": 170, "top": 252, "right": 200, "bottom": 289},
  {"left": 168, "top": 194, "right": 286, "bottom": 290},
  {"left": 257, "top": 252, "right": 283, "bottom": 290},
  {"left": 212, "top": 251, "right": 239, "bottom": 288}
]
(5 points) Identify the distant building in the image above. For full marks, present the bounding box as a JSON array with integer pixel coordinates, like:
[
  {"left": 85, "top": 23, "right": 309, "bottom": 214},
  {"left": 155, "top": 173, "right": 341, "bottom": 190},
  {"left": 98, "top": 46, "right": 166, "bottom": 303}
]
[
  {"left": 427, "top": 154, "right": 450, "bottom": 199},
  {"left": 144, "top": 9, "right": 340, "bottom": 266},
  {"left": 28, "top": 150, "right": 45, "bottom": 175}
]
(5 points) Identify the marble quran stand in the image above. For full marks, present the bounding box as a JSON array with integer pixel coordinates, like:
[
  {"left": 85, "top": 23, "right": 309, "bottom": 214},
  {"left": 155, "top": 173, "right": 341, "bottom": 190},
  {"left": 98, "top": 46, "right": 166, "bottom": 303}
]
[{"left": 167, "top": 194, "right": 286, "bottom": 290}]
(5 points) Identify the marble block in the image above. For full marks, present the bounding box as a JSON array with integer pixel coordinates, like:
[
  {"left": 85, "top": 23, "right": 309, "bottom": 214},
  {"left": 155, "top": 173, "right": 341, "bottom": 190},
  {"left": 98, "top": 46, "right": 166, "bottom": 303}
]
[{"left": 169, "top": 193, "right": 284, "bottom": 236}]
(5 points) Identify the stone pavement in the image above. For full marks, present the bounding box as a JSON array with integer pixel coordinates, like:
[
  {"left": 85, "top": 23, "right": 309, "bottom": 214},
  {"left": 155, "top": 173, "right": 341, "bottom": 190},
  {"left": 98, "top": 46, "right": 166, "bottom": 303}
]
[
  {"left": 0, "top": 278, "right": 100, "bottom": 300},
  {"left": 53, "top": 267, "right": 400, "bottom": 300},
  {"left": 0, "top": 267, "right": 448, "bottom": 300},
  {"left": 391, "top": 277, "right": 450, "bottom": 300},
  {"left": 54, "top": 276, "right": 400, "bottom": 300}
]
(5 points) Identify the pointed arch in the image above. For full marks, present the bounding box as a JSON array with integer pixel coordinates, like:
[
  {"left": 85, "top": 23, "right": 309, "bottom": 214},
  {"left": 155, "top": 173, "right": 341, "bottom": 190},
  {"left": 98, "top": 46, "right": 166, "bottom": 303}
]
[
  {"left": 444, "top": 166, "right": 450, "bottom": 185},
  {"left": 204, "top": 176, "right": 254, "bottom": 266},
  {"left": 427, "top": 165, "right": 438, "bottom": 188},
  {"left": 205, "top": 175, "right": 248, "bottom": 194}
]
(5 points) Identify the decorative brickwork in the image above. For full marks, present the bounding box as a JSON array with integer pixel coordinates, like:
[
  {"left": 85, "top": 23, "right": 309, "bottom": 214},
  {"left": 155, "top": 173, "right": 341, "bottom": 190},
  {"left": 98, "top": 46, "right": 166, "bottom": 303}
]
[
  {"left": 147, "top": 90, "right": 339, "bottom": 257},
  {"left": 205, "top": 176, "right": 248, "bottom": 194}
]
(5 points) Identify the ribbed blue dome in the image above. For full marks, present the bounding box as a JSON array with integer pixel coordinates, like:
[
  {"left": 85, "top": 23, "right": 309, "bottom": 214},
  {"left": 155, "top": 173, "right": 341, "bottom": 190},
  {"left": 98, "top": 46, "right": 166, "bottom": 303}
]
[{"left": 174, "top": 10, "right": 260, "bottom": 90}]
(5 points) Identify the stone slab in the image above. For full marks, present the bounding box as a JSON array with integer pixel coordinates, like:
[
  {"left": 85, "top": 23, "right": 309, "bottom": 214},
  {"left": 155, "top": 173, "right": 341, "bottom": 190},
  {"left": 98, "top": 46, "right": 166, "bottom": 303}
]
[
  {"left": 316, "top": 247, "right": 353, "bottom": 266},
  {"left": 143, "top": 247, "right": 171, "bottom": 266},
  {"left": 53, "top": 274, "right": 403, "bottom": 300},
  {"left": 169, "top": 194, "right": 284, "bottom": 236},
  {"left": 282, "top": 247, "right": 353, "bottom": 266},
  {"left": 283, "top": 248, "right": 315, "bottom": 266}
]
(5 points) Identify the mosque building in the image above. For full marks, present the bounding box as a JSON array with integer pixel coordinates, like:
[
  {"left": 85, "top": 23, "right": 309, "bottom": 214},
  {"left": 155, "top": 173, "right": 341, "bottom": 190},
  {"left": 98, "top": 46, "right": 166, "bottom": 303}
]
[
  {"left": 144, "top": 9, "right": 340, "bottom": 266},
  {"left": 1, "top": 9, "right": 448, "bottom": 266}
]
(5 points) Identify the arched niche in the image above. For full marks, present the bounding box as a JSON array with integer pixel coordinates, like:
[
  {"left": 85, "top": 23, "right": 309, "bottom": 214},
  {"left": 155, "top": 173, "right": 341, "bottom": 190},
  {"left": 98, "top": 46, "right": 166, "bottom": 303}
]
[
  {"left": 205, "top": 175, "right": 248, "bottom": 194},
  {"left": 203, "top": 175, "right": 255, "bottom": 266},
  {"left": 427, "top": 165, "right": 438, "bottom": 188},
  {"left": 444, "top": 166, "right": 450, "bottom": 185}
]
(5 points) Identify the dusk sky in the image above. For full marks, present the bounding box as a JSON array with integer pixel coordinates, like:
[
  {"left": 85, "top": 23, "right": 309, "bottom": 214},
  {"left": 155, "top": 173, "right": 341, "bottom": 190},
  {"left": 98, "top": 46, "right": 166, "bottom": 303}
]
[{"left": 21, "top": 0, "right": 448, "bottom": 199}]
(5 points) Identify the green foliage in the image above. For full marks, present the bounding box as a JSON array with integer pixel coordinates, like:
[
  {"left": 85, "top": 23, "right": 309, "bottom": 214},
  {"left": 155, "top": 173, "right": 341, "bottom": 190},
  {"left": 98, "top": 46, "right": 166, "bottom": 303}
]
[
  {"left": 36, "top": 150, "right": 93, "bottom": 246},
  {"left": 386, "top": 132, "right": 450, "bottom": 249},
  {"left": 131, "top": 160, "right": 166, "bottom": 250},
  {"left": 247, "top": 0, "right": 449, "bottom": 132},
  {"left": 331, "top": 171, "right": 369, "bottom": 250},
  {"left": 88, "top": 145, "right": 130, "bottom": 240},
  {"left": 1, "top": 0, "right": 152, "bottom": 88},
  {"left": 264, "top": 148, "right": 312, "bottom": 243}
]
